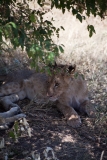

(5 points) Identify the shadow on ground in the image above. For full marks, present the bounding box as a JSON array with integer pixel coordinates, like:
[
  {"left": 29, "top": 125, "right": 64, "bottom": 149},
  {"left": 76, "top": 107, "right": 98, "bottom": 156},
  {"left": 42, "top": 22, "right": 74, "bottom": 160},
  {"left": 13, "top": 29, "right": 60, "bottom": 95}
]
[
  {"left": 0, "top": 62, "right": 107, "bottom": 160},
  {"left": 0, "top": 99, "right": 107, "bottom": 160}
]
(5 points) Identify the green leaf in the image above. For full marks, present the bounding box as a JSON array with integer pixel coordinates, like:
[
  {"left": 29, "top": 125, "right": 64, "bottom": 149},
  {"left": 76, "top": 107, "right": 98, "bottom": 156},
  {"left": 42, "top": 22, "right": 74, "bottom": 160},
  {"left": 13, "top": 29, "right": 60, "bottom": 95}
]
[
  {"left": 72, "top": 8, "right": 78, "bottom": 15},
  {"left": 54, "top": 46, "right": 59, "bottom": 53},
  {"left": 14, "top": 37, "right": 19, "bottom": 46},
  {"left": 62, "top": 8, "right": 65, "bottom": 14},
  {"left": 30, "top": 13, "right": 36, "bottom": 22},
  {"left": 51, "top": 27, "right": 56, "bottom": 31},
  {"left": 76, "top": 14, "right": 82, "bottom": 23},
  {"left": 39, "top": 28, "right": 47, "bottom": 34},
  {"left": 56, "top": 28, "right": 60, "bottom": 33},
  {"left": 30, "top": 44, "right": 35, "bottom": 51},
  {"left": 48, "top": 52, "right": 55, "bottom": 61},
  {"left": 59, "top": 45, "right": 64, "bottom": 53},
  {"left": 60, "top": 26, "right": 65, "bottom": 30},
  {"left": 55, "top": 0, "right": 58, "bottom": 7},
  {"left": 0, "top": 29, "right": 2, "bottom": 42},
  {"left": 45, "top": 40, "right": 51, "bottom": 49},
  {"left": 86, "top": 0, "right": 90, "bottom": 16},
  {"left": 66, "top": 1, "right": 71, "bottom": 10},
  {"left": 36, "top": 46, "right": 40, "bottom": 51},
  {"left": 8, "top": 22, "right": 17, "bottom": 29},
  {"left": 9, "top": 131, "right": 15, "bottom": 139},
  {"left": 87, "top": 25, "right": 96, "bottom": 37},
  {"left": 45, "top": 20, "right": 52, "bottom": 25}
]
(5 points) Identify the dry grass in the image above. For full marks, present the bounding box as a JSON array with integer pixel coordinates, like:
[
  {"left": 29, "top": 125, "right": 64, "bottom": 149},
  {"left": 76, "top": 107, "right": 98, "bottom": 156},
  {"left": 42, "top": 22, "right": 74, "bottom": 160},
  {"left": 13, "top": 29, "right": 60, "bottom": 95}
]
[
  {"left": 44, "top": 9, "right": 107, "bottom": 133},
  {"left": 45, "top": 9, "right": 107, "bottom": 64}
]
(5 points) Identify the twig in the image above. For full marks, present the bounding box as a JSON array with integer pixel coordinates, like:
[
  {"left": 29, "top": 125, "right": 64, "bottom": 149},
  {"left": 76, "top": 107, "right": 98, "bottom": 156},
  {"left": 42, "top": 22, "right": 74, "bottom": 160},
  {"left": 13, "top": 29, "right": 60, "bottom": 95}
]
[{"left": 100, "top": 151, "right": 104, "bottom": 160}]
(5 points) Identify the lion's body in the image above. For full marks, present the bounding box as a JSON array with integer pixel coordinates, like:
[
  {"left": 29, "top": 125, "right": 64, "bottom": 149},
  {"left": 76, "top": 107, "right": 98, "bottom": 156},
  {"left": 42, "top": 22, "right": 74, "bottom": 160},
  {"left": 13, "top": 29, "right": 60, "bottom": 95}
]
[{"left": 0, "top": 68, "right": 95, "bottom": 128}]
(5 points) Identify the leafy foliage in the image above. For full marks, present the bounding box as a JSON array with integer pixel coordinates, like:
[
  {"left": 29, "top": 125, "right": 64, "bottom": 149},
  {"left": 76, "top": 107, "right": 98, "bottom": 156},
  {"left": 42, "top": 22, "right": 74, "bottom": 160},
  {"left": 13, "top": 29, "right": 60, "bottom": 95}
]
[
  {"left": 0, "top": 0, "right": 64, "bottom": 71},
  {"left": 38, "top": 0, "right": 107, "bottom": 37},
  {"left": 87, "top": 25, "right": 96, "bottom": 37},
  {"left": 0, "top": 0, "right": 107, "bottom": 69},
  {"left": 9, "top": 121, "right": 20, "bottom": 142}
]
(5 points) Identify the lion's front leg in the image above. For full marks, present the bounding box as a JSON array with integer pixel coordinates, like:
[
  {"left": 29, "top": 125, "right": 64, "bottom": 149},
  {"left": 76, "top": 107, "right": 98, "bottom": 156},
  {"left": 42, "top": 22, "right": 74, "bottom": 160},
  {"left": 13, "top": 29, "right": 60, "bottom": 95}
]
[
  {"left": 80, "top": 100, "right": 96, "bottom": 118},
  {"left": 57, "top": 103, "right": 81, "bottom": 128},
  {"left": 0, "top": 90, "right": 26, "bottom": 110}
]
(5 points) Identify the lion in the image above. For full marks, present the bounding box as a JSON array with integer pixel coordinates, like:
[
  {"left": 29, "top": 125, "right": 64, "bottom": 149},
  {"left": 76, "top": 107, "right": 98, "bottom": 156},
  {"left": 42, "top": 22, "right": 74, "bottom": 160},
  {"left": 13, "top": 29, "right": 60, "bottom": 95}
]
[
  {"left": 47, "top": 70, "right": 95, "bottom": 128},
  {"left": 0, "top": 65, "right": 95, "bottom": 128}
]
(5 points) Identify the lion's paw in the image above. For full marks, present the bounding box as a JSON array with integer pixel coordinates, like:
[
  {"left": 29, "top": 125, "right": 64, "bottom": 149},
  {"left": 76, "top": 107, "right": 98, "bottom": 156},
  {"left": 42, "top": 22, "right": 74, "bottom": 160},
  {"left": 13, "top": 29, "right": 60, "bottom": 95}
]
[
  {"left": 67, "top": 115, "right": 81, "bottom": 128},
  {"left": 86, "top": 106, "right": 96, "bottom": 118}
]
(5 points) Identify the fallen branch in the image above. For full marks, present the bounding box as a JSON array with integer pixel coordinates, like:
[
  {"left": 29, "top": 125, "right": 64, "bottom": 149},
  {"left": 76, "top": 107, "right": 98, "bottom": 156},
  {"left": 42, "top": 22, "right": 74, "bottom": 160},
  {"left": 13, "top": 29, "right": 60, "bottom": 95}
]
[{"left": 100, "top": 151, "right": 104, "bottom": 160}]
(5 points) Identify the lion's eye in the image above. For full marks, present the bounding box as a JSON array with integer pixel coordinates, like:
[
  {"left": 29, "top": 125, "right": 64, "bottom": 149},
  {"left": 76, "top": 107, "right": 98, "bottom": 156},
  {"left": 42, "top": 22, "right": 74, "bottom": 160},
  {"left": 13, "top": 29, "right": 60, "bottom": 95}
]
[
  {"left": 47, "top": 81, "right": 49, "bottom": 84},
  {"left": 54, "top": 82, "right": 59, "bottom": 87}
]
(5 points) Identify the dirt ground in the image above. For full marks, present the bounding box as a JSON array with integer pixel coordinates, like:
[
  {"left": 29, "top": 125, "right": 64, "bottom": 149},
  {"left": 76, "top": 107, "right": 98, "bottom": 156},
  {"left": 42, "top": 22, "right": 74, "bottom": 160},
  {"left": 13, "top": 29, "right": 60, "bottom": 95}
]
[
  {"left": 0, "top": 61, "right": 107, "bottom": 160},
  {"left": 0, "top": 102, "right": 107, "bottom": 160}
]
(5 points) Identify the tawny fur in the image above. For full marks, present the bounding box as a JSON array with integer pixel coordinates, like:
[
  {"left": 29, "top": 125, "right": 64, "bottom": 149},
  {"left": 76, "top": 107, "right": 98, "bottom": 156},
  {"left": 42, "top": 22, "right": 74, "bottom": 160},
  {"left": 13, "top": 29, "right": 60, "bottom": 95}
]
[
  {"left": 47, "top": 73, "right": 95, "bottom": 128},
  {"left": 0, "top": 68, "right": 95, "bottom": 128}
]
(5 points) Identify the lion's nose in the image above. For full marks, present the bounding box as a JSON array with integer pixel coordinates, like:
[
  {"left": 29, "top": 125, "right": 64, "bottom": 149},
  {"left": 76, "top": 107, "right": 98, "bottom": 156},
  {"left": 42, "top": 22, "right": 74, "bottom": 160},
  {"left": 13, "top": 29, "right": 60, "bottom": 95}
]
[
  {"left": 47, "top": 92, "right": 53, "bottom": 97},
  {"left": 47, "top": 93, "right": 49, "bottom": 97}
]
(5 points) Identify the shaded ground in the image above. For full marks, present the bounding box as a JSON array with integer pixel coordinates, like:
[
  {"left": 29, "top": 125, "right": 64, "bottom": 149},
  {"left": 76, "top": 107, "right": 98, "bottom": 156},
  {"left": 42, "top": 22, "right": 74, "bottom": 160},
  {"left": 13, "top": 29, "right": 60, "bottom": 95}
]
[
  {"left": 0, "top": 62, "right": 107, "bottom": 160},
  {"left": 0, "top": 101, "right": 107, "bottom": 160}
]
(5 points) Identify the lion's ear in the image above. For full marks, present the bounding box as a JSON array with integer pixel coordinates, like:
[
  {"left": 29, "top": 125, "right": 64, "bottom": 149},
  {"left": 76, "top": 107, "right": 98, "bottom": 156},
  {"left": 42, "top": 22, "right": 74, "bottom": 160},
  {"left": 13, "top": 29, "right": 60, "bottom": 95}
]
[
  {"left": 67, "top": 64, "right": 76, "bottom": 74},
  {"left": 60, "top": 64, "right": 76, "bottom": 75}
]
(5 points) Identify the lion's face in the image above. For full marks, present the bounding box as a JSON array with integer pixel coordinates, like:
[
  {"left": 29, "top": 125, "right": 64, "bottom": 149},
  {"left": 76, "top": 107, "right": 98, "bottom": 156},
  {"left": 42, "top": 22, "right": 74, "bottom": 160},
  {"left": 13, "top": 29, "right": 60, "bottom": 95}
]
[{"left": 47, "top": 73, "right": 71, "bottom": 101}]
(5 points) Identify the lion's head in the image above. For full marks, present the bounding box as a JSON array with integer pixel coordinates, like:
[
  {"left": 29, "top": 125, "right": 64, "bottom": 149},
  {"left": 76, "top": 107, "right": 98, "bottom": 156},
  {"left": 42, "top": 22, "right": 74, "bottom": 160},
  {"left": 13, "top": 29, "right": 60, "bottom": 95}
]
[{"left": 47, "top": 64, "right": 76, "bottom": 101}]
